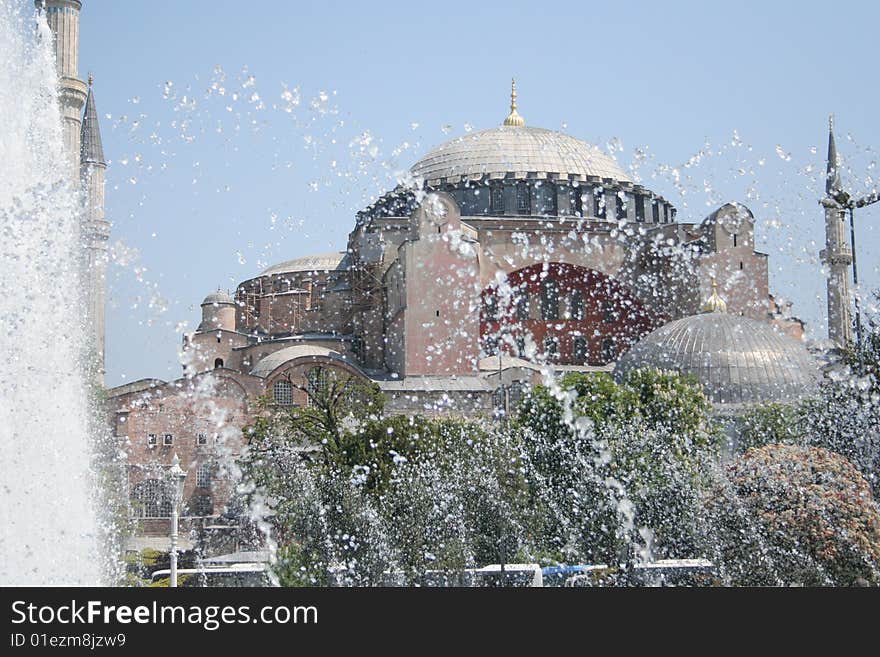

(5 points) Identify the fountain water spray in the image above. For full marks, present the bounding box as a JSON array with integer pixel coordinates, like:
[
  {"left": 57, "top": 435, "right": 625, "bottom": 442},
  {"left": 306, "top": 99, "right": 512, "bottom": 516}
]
[{"left": 0, "top": 0, "right": 101, "bottom": 585}]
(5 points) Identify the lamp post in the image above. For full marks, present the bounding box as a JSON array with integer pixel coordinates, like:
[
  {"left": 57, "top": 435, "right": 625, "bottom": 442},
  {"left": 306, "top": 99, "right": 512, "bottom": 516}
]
[
  {"left": 840, "top": 191, "right": 879, "bottom": 356},
  {"left": 168, "top": 453, "right": 187, "bottom": 588}
]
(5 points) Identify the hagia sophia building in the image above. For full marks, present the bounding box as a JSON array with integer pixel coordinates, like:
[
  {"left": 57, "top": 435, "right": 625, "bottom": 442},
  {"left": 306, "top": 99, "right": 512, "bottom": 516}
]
[{"left": 44, "top": 2, "right": 852, "bottom": 550}]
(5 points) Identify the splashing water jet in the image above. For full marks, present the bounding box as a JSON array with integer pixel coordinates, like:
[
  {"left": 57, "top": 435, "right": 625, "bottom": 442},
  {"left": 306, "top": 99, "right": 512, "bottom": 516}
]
[{"left": 0, "top": 1, "right": 101, "bottom": 585}]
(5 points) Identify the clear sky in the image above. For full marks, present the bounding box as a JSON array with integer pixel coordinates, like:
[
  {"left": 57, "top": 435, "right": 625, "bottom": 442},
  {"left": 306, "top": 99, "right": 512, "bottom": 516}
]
[{"left": 61, "top": 0, "right": 880, "bottom": 386}]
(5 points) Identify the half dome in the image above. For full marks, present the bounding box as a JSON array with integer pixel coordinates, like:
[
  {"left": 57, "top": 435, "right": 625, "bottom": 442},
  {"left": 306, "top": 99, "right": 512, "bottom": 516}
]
[
  {"left": 614, "top": 312, "right": 820, "bottom": 405},
  {"left": 410, "top": 125, "right": 631, "bottom": 185}
]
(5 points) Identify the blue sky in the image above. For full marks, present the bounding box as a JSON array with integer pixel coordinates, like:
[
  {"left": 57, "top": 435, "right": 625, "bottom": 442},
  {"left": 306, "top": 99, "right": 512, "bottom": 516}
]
[{"left": 65, "top": 0, "right": 879, "bottom": 386}]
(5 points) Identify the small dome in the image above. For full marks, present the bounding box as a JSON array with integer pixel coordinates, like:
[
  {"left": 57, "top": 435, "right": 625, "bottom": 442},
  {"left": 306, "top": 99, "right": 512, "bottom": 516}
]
[
  {"left": 410, "top": 125, "right": 631, "bottom": 184},
  {"left": 614, "top": 313, "right": 820, "bottom": 405},
  {"left": 201, "top": 290, "right": 234, "bottom": 306},
  {"left": 261, "top": 252, "right": 348, "bottom": 276}
]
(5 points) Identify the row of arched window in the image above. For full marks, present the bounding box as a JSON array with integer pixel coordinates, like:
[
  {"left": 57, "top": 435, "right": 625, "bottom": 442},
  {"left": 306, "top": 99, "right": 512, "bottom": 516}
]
[
  {"left": 484, "top": 280, "right": 618, "bottom": 323},
  {"left": 437, "top": 181, "right": 676, "bottom": 222}
]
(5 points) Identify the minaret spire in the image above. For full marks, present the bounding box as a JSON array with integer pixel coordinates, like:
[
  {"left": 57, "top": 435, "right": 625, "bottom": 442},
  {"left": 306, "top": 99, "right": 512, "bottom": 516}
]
[
  {"left": 80, "top": 75, "right": 105, "bottom": 166},
  {"left": 826, "top": 113, "right": 842, "bottom": 197},
  {"left": 79, "top": 75, "right": 110, "bottom": 382},
  {"left": 502, "top": 78, "right": 525, "bottom": 127}
]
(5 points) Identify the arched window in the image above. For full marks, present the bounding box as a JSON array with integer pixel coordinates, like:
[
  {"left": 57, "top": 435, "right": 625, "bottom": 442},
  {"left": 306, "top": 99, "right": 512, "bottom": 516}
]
[
  {"left": 535, "top": 182, "right": 557, "bottom": 215},
  {"left": 306, "top": 367, "right": 328, "bottom": 405},
  {"left": 515, "top": 182, "right": 531, "bottom": 213},
  {"left": 492, "top": 386, "right": 507, "bottom": 413},
  {"left": 131, "top": 479, "right": 173, "bottom": 519},
  {"left": 515, "top": 290, "right": 529, "bottom": 321},
  {"left": 543, "top": 336, "right": 559, "bottom": 361},
  {"left": 575, "top": 191, "right": 587, "bottom": 216},
  {"left": 483, "top": 293, "right": 499, "bottom": 322},
  {"left": 602, "top": 299, "right": 616, "bottom": 324},
  {"left": 490, "top": 185, "right": 504, "bottom": 213},
  {"left": 569, "top": 290, "right": 585, "bottom": 321},
  {"left": 214, "top": 358, "right": 224, "bottom": 369},
  {"left": 573, "top": 337, "right": 588, "bottom": 362},
  {"left": 593, "top": 188, "right": 606, "bottom": 219},
  {"left": 541, "top": 278, "right": 559, "bottom": 320},
  {"left": 273, "top": 379, "right": 293, "bottom": 405},
  {"left": 508, "top": 381, "right": 527, "bottom": 409},
  {"left": 602, "top": 337, "right": 616, "bottom": 362}
]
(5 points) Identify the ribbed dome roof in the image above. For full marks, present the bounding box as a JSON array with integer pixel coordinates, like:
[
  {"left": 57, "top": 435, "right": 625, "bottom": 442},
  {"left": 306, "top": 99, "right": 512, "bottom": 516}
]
[
  {"left": 261, "top": 252, "right": 348, "bottom": 276},
  {"left": 614, "top": 312, "right": 820, "bottom": 405},
  {"left": 201, "top": 290, "right": 234, "bottom": 306},
  {"left": 410, "top": 126, "right": 631, "bottom": 184}
]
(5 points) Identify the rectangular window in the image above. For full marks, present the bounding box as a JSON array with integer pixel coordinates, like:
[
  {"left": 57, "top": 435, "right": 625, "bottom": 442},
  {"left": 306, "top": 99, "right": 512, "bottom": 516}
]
[
  {"left": 516, "top": 336, "right": 526, "bottom": 357},
  {"left": 197, "top": 433, "right": 208, "bottom": 446},
  {"left": 635, "top": 195, "right": 645, "bottom": 222},
  {"left": 516, "top": 183, "right": 531, "bottom": 213},
  {"left": 652, "top": 201, "right": 660, "bottom": 223},
  {"left": 163, "top": 434, "right": 174, "bottom": 446},
  {"left": 273, "top": 380, "right": 293, "bottom": 406},
  {"left": 490, "top": 186, "right": 504, "bottom": 213},
  {"left": 733, "top": 234, "right": 738, "bottom": 247},
  {"left": 192, "top": 494, "right": 213, "bottom": 516},
  {"left": 147, "top": 433, "right": 157, "bottom": 446},
  {"left": 196, "top": 463, "right": 213, "bottom": 488}
]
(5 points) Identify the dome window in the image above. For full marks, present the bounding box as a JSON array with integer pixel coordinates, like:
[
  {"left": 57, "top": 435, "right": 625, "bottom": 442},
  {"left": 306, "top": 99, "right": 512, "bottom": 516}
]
[{"left": 516, "top": 182, "right": 531, "bottom": 213}]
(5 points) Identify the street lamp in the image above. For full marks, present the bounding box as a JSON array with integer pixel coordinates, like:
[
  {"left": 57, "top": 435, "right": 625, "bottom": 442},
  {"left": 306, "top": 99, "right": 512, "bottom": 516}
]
[
  {"left": 837, "top": 190, "right": 879, "bottom": 355},
  {"left": 167, "top": 453, "right": 187, "bottom": 588}
]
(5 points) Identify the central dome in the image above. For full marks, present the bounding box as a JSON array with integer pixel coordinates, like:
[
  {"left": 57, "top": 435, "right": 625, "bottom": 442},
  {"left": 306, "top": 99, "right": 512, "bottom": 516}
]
[{"left": 410, "top": 125, "right": 632, "bottom": 185}]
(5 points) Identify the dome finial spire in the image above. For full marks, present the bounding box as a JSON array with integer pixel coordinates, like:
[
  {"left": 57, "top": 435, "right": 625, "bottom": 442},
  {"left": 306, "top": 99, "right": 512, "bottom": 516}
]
[
  {"left": 503, "top": 78, "right": 525, "bottom": 127},
  {"left": 702, "top": 276, "right": 727, "bottom": 313}
]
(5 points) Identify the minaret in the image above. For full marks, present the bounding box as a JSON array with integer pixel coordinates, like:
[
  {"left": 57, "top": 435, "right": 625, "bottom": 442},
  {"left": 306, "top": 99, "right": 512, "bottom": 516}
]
[
  {"left": 40, "top": 1, "right": 109, "bottom": 380},
  {"left": 819, "top": 114, "right": 853, "bottom": 347},
  {"left": 37, "top": 0, "right": 88, "bottom": 183},
  {"left": 81, "top": 74, "right": 110, "bottom": 380}
]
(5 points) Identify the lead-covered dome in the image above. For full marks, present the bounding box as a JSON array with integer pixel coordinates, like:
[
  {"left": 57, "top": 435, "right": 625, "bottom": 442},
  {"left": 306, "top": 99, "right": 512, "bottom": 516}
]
[
  {"left": 261, "top": 252, "right": 348, "bottom": 276},
  {"left": 201, "top": 290, "right": 234, "bottom": 306},
  {"left": 614, "top": 311, "right": 820, "bottom": 405},
  {"left": 410, "top": 125, "right": 631, "bottom": 185}
]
